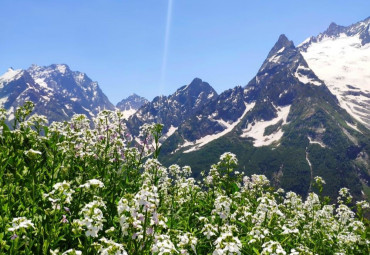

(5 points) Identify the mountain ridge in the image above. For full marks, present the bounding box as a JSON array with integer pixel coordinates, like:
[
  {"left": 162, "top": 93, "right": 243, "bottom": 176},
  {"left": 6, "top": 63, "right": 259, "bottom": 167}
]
[
  {"left": 299, "top": 16, "right": 370, "bottom": 129},
  {"left": 116, "top": 94, "right": 149, "bottom": 119},
  {"left": 0, "top": 64, "right": 114, "bottom": 123}
]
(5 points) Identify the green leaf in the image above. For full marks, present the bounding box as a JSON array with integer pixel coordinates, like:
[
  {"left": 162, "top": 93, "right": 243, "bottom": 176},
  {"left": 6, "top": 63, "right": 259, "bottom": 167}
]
[{"left": 253, "top": 247, "right": 260, "bottom": 255}]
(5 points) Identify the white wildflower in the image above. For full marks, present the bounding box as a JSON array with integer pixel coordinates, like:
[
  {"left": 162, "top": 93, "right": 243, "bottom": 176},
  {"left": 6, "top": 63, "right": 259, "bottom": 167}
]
[
  {"left": 213, "top": 195, "right": 232, "bottom": 220},
  {"left": 44, "top": 180, "right": 75, "bottom": 210},
  {"left": 8, "top": 217, "right": 35, "bottom": 232},
  {"left": 177, "top": 232, "right": 198, "bottom": 255},
  {"left": 151, "top": 234, "right": 178, "bottom": 254},
  {"left": 261, "top": 241, "right": 286, "bottom": 255},
  {"left": 95, "top": 237, "right": 128, "bottom": 255},
  {"left": 61, "top": 249, "right": 82, "bottom": 255},
  {"left": 213, "top": 231, "right": 242, "bottom": 255},
  {"left": 79, "top": 179, "right": 105, "bottom": 189},
  {"left": 77, "top": 197, "right": 106, "bottom": 238},
  {"left": 202, "top": 223, "right": 218, "bottom": 240}
]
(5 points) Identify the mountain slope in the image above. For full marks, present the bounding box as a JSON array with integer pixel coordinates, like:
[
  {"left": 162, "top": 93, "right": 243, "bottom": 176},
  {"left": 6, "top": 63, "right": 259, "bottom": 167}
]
[
  {"left": 27, "top": 64, "right": 115, "bottom": 117},
  {"left": 116, "top": 94, "right": 148, "bottom": 119},
  {"left": 0, "top": 64, "right": 115, "bottom": 123},
  {"left": 299, "top": 17, "right": 370, "bottom": 129},
  {"left": 126, "top": 78, "right": 218, "bottom": 138},
  {"left": 160, "top": 33, "right": 370, "bottom": 201}
]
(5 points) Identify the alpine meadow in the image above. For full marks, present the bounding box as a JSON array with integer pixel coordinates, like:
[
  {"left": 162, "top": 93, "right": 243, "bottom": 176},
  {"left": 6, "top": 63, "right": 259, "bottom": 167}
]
[{"left": 1, "top": 1, "right": 370, "bottom": 254}]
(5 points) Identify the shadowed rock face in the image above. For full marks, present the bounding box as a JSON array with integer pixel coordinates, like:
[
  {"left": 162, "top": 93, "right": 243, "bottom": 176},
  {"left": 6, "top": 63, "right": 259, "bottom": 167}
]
[
  {"left": 125, "top": 78, "right": 218, "bottom": 136},
  {"left": 116, "top": 94, "right": 148, "bottom": 112}
]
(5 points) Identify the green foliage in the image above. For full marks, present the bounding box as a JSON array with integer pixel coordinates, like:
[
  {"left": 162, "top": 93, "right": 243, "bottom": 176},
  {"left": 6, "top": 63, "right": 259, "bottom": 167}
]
[{"left": 263, "top": 120, "right": 283, "bottom": 136}]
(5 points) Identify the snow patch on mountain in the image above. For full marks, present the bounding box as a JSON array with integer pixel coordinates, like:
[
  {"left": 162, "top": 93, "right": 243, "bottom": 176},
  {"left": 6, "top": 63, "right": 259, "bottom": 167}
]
[
  {"left": 268, "top": 54, "right": 282, "bottom": 63},
  {"left": 34, "top": 78, "right": 50, "bottom": 89},
  {"left": 163, "top": 125, "right": 178, "bottom": 139},
  {"left": 116, "top": 94, "right": 149, "bottom": 119},
  {"left": 241, "top": 104, "right": 291, "bottom": 147},
  {"left": 0, "top": 96, "right": 8, "bottom": 107},
  {"left": 56, "top": 64, "right": 67, "bottom": 74},
  {"left": 345, "top": 121, "right": 362, "bottom": 133},
  {"left": 183, "top": 102, "right": 255, "bottom": 153},
  {"left": 0, "top": 68, "right": 23, "bottom": 88},
  {"left": 294, "top": 65, "right": 322, "bottom": 86},
  {"left": 307, "top": 136, "right": 326, "bottom": 148},
  {"left": 121, "top": 108, "right": 137, "bottom": 119}
]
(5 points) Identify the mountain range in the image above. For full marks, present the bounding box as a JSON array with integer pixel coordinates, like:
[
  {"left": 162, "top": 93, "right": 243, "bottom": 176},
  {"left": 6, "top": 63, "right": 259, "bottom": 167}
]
[{"left": 1, "top": 17, "right": 369, "bottom": 201}]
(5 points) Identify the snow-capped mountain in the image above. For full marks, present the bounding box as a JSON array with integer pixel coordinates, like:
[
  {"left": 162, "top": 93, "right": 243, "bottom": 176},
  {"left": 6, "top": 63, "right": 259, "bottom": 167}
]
[
  {"left": 0, "top": 68, "right": 52, "bottom": 121},
  {"left": 126, "top": 78, "right": 218, "bottom": 138},
  {"left": 27, "top": 64, "right": 115, "bottom": 116},
  {"left": 299, "top": 17, "right": 370, "bottom": 129},
  {"left": 167, "top": 34, "right": 330, "bottom": 153},
  {"left": 116, "top": 94, "right": 148, "bottom": 119},
  {"left": 0, "top": 64, "right": 114, "bottom": 123},
  {"left": 160, "top": 26, "right": 370, "bottom": 201}
]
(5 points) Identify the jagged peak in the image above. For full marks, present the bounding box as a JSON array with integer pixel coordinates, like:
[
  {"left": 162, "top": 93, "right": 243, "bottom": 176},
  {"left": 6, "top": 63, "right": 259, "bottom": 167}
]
[
  {"left": 300, "top": 17, "right": 370, "bottom": 50},
  {"left": 176, "top": 78, "right": 217, "bottom": 97},
  {"left": 328, "top": 22, "right": 339, "bottom": 29},
  {"left": 50, "top": 64, "right": 70, "bottom": 74},
  {"left": 277, "top": 34, "right": 291, "bottom": 45},
  {"left": 0, "top": 68, "right": 24, "bottom": 83},
  {"left": 323, "top": 22, "right": 346, "bottom": 37},
  {"left": 118, "top": 93, "right": 148, "bottom": 103},
  {"left": 186, "top": 77, "right": 205, "bottom": 90},
  {"left": 267, "top": 34, "right": 295, "bottom": 58},
  {"left": 190, "top": 77, "right": 203, "bottom": 84},
  {"left": 28, "top": 63, "right": 71, "bottom": 74},
  {"left": 116, "top": 93, "right": 148, "bottom": 111}
]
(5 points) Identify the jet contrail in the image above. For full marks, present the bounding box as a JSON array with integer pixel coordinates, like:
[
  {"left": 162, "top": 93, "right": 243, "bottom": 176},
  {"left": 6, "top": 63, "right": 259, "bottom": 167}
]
[{"left": 159, "top": 0, "right": 173, "bottom": 95}]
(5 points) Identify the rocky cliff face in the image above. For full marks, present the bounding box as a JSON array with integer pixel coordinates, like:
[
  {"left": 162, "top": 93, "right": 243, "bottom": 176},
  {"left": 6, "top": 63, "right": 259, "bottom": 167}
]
[
  {"left": 0, "top": 64, "right": 114, "bottom": 123},
  {"left": 116, "top": 94, "right": 148, "bottom": 119}
]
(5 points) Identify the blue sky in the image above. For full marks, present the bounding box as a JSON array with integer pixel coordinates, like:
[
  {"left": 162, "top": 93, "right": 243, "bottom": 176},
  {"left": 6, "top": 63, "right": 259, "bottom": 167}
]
[{"left": 1, "top": 0, "right": 369, "bottom": 104}]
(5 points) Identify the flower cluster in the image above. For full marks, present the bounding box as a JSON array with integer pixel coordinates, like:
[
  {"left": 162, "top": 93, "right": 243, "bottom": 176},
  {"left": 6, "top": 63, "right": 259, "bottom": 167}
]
[
  {"left": 1, "top": 105, "right": 369, "bottom": 254},
  {"left": 44, "top": 181, "right": 75, "bottom": 210},
  {"left": 73, "top": 197, "right": 106, "bottom": 237},
  {"left": 8, "top": 217, "right": 35, "bottom": 233}
]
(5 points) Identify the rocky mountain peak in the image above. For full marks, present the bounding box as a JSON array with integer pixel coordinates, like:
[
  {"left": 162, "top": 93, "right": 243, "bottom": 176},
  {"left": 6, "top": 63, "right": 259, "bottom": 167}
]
[
  {"left": 257, "top": 34, "right": 313, "bottom": 80},
  {"left": 1, "top": 64, "right": 115, "bottom": 122},
  {"left": 0, "top": 68, "right": 24, "bottom": 86},
  {"left": 176, "top": 78, "right": 216, "bottom": 100},
  {"left": 116, "top": 94, "right": 148, "bottom": 118},
  {"left": 277, "top": 34, "right": 294, "bottom": 47},
  {"left": 126, "top": 78, "right": 218, "bottom": 137},
  {"left": 177, "top": 77, "right": 211, "bottom": 92},
  {"left": 300, "top": 16, "right": 370, "bottom": 51},
  {"left": 324, "top": 22, "right": 346, "bottom": 36},
  {"left": 188, "top": 77, "right": 202, "bottom": 86},
  {"left": 267, "top": 34, "right": 295, "bottom": 58}
]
